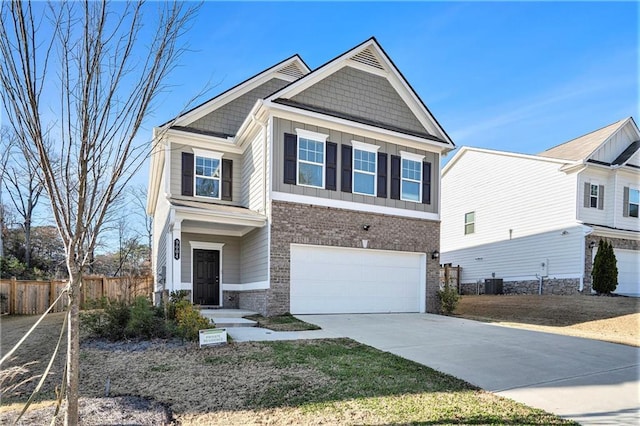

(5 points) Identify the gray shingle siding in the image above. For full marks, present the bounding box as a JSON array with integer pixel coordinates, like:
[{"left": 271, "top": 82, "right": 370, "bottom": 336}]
[
  {"left": 190, "top": 78, "right": 290, "bottom": 136},
  {"left": 290, "top": 66, "right": 427, "bottom": 136}
]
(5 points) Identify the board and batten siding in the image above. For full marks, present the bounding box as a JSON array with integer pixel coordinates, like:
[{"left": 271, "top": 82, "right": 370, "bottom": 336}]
[
  {"left": 240, "top": 226, "right": 268, "bottom": 283},
  {"left": 170, "top": 142, "right": 243, "bottom": 206},
  {"left": 271, "top": 117, "right": 439, "bottom": 214},
  {"left": 241, "top": 128, "right": 266, "bottom": 211},
  {"left": 181, "top": 233, "right": 241, "bottom": 285},
  {"left": 441, "top": 150, "right": 577, "bottom": 252},
  {"left": 591, "top": 122, "right": 637, "bottom": 165},
  {"left": 441, "top": 226, "right": 585, "bottom": 284}
]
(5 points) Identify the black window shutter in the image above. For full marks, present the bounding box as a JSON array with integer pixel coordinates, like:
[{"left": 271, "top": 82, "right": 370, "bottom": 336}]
[
  {"left": 422, "top": 161, "right": 432, "bottom": 204},
  {"left": 283, "top": 133, "right": 297, "bottom": 185},
  {"left": 341, "top": 145, "right": 352, "bottom": 193},
  {"left": 222, "top": 159, "right": 233, "bottom": 201},
  {"left": 390, "top": 155, "right": 400, "bottom": 200},
  {"left": 326, "top": 142, "right": 337, "bottom": 191},
  {"left": 377, "top": 152, "right": 387, "bottom": 198},
  {"left": 181, "top": 152, "right": 194, "bottom": 196}
]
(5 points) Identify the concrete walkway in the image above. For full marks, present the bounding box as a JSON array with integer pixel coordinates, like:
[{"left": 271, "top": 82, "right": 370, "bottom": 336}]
[{"left": 296, "top": 313, "right": 640, "bottom": 426}]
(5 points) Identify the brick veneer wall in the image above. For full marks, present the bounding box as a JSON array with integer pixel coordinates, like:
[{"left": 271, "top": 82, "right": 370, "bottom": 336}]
[{"left": 267, "top": 200, "right": 441, "bottom": 316}]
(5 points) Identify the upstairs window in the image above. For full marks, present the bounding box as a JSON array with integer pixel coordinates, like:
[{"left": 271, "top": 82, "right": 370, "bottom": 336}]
[
  {"left": 296, "top": 129, "right": 327, "bottom": 188},
  {"left": 589, "top": 184, "right": 599, "bottom": 208},
  {"left": 465, "top": 211, "right": 475, "bottom": 235},
  {"left": 583, "top": 182, "right": 604, "bottom": 210},
  {"left": 400, "top": 152, "right": 424, "bottom": 202},
  {"left": 194, "top": 150, "right": 222, "bottom": 199},
  {"left": 352, "top": 141, "right": 379, "bottom": 196},
  {"left": 628, "top": 188, "right": 639, "bottom": 218}
]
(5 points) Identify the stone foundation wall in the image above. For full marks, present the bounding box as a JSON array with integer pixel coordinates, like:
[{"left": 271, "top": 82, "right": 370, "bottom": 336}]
[
  {"left": 460, "top": 278, "right": 581, "bottom": 295},
  {"left": 267, "top": 200, "right": 441, "bottom": 316}
]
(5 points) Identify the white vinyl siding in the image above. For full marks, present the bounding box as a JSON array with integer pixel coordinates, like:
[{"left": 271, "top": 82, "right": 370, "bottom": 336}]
[
  {"left": 441, "top": 226, "right": 585, "bottom": 285},
  {"left": 441, "top": 150, "right": 577, "bottom": 252},
  {"left": 578, "top": 169, "right": 614, "bottom": 228}
]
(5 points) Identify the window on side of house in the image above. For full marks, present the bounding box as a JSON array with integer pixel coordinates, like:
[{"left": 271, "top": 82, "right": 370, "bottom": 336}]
[
  {"left": 296, "top": 129, "right": 327, "bottom": 188},
  {"left": 194, "top": 149, "right": 223, "bottom": 199},
  {"left": 630, "top": 188, "right": 639, "bottom": 218},
  {"left": 464, "top": 211, "right": 475, "bottom": 235},
  {"left": 352, "top": 141, "right": 379, "bottom": 196},
  {"left": 590, "top": 184, "right": 599, "bottom": 208},
  {"left": 400, "top": 151, "right": 424, "bottom": 202}
]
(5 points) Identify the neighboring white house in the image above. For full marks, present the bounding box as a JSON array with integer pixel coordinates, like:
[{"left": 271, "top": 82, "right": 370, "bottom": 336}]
[
  {"left": 441, "top": 118, "right": 640, "bottom": 296},
  {"left": 147, "top": 38, "right": 455, "bottom": 316}
]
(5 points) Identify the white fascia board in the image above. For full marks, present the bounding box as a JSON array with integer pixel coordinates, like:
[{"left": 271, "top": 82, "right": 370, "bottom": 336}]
[
  {"left": 234, "top": 99, "right": 265, "bottom": 149},
  {"left": 223, "top": 281, "right": 270, "bottom": 291},
  {"left": 271, "top": 191, "right": 440, "bottom": 221},
  {"left": 166, "top": 128, "right": 243, "bottom": 155},
  {"left": 174, "top": 205, "right": 267, "bottom": 228},
  {"left": 174, "top": 57, "right": 305, "bottom": 127},
  {"left": 588, "top": 225, "right": 640, "bottom": 240},
  {"left": 265, "top": 100, "right": 450, "bottom": 155}
]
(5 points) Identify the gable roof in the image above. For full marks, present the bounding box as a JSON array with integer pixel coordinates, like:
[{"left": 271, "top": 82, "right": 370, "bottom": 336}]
[
  {"left": 162, "top": 54, "right": 311, "bottom": 128},
  {"left": 265, "top": 37, "right": 454, "bottom": 148},
  {"left": 537, "top": 118, "right": 629, "bottom": 162}
]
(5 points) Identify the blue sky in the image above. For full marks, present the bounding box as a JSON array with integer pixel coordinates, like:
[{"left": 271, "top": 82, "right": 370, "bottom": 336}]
[{"left": 150, "top": 0, "right": 638, "bottom": 165}]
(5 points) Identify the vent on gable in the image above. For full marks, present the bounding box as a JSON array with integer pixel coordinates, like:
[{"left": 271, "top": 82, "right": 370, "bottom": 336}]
[
  {"left": 350, "top": 47, "right": 384, "bottom": 70},
  {"left": 277, "top": 62, "right": 306, "bottom": 79}
]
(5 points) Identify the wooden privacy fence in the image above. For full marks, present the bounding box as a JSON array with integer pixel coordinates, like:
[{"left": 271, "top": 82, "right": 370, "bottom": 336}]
[
  {"left": 439, "top": 264, "right": 461, "bottom": 292},
  {"left": 0, "top": 275, "right": 154, "bottom": 315}
]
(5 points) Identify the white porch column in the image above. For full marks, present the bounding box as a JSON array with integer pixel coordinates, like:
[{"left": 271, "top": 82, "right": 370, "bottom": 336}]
[{"left": 170, "top": 218, "right": 183, "bottom": 292}]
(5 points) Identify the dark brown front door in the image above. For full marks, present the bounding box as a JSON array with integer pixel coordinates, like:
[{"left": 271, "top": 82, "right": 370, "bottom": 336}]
[{"left": 193, "top": 249, "right": 220, "bottom": 306}]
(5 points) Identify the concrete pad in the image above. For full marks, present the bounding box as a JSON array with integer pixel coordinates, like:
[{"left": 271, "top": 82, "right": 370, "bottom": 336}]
[
  {"left": 226, "top": 327, "right": 343, "bottom": 342},
  {"left": 208, "top": 317, "right": 257, "bottom": 328},
  {"left": 298, "top": 313, "right": 640, "bottom": 426}
]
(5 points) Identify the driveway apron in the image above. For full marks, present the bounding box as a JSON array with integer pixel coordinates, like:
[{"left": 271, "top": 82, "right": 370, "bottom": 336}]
[{"left": 297, "top": 313, "right": 640, "bottom": 426}]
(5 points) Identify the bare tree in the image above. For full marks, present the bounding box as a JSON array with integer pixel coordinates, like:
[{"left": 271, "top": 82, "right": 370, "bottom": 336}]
[
  {"left": 2, "top": 127, "right": 46, "bottom": 270},
  {"left": 0, "top": 1, "right": 198, "bottom": 423},
  {"left": 0, "top": 127, "right": 15, "bottom": 260},
  {"left": 129, "top": 184, "right": 153, "bottom": 263}
]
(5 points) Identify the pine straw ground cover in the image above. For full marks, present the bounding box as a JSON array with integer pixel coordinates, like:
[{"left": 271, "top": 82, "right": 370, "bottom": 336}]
[
  {"left": 455, "top": 294, "right": 640, "bottom": 347},
  {"left": 0, "top": 313, "right": 576, "bottom": 425}
]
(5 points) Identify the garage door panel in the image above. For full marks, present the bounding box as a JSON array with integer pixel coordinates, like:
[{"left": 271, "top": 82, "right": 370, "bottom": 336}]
[
  {"left": 290, "top": 245, "right": 425, "bottom": 314},
  {"left": 613, "top": 249, "right": 640, "bottom": 296}
]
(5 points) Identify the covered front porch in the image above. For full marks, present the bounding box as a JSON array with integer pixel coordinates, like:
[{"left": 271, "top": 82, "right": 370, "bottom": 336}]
[{"left": 161, "top": 198, "right": 268, "bottom": 308}]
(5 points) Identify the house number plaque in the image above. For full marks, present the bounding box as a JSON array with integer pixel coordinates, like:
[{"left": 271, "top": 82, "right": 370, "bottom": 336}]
[{"left": 174, "top": 239, "right": 180, "bottom": 260}]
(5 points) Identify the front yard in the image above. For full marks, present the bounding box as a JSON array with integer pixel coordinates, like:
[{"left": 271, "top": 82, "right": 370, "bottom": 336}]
[
  {"left": 455, "top": 294, "right": 639, "bottom": 347},
  {"left": 0, "top": 312, "right": 575, "bottom": 425}
]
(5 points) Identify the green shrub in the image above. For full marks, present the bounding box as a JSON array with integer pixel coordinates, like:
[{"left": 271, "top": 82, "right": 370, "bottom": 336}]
[
  {"left": 125, "top": 296, "right": 168, "bottom": 339},
  {"left": 437, "top": 284, "right": 460, "bottom": 315},
  {"left": 165, "top": 290, "right": 191, "bottom": 321},
  {"left": 592, "top": 239, "right": 618, "bottom": 294},
  {"left": 81, "top": 300, "right": 130, "bottom": 340},
  {"left": 175, "top": 301, "right": 212, "bottom": 341}
]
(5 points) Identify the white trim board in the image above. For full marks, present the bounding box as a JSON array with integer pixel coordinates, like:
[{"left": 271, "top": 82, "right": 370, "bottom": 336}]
[{"left": 189, "top": 241, "right": 225, "bottom": 306}]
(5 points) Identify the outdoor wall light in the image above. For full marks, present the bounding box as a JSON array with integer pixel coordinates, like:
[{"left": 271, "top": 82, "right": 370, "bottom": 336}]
[
  {"left": 589, "top": 241, "right": 596, "bottom": 249},
  {"left": 362, "top": 224, "right": 370, "bottom": 231},
  {"left": 431, "top": 250, "right": 440, "bottom": 260}
]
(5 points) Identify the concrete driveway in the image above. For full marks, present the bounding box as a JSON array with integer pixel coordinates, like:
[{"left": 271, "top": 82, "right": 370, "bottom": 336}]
[{"left": 297, "top": 313, "right": 640, "bottom": 425}]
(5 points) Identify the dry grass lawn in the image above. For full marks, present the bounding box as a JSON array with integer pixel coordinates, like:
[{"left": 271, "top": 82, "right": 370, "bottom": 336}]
[
  {"left": 456, "top": 294, "right": 640, "bottom": 346},
  {"left": 0, "top": 312, "right": 575, "bottom": 425}
]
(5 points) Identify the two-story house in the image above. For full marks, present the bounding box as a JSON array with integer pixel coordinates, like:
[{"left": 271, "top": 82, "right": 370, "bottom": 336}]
[
  {"left": 441, "top": 117, "right": 640, "bottom": 296},
  {"left": 147, "top": 38, "right": 455, "bottom": 316}
]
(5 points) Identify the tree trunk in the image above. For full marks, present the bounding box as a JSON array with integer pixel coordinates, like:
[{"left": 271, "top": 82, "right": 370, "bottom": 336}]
[{"left": 65, "top": 269, "right": 81, "bottom": 425}]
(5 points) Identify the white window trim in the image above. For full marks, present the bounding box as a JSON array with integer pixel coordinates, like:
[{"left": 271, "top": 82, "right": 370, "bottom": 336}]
[
  {"left": 295, "top": 128, "right": 328, "bottom": 189},
  {"left": 400, "top": 151, "right": 424, "bottom": 203},
  {"left": 352, "top": 141, "right": 379, "bottom": 197},
  {"left": 193, "top": 149, "right": 224, "bottom": 200},
  {"left": 464, "top": 211, "right": 475, "bottom": 235},
  {"left": 589, "top": 183, "right": 599, "bottom": 209}
]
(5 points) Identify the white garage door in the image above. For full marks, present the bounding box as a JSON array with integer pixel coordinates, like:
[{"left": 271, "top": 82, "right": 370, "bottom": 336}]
[
  {"left": 614, "top": 249, "right": 640, "bottom": 296},
  {"left": 290, "top": 244, "right": 426, "bottom": 314}
]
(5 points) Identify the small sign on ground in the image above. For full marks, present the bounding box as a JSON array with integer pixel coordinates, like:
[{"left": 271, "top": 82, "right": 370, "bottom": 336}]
[{"left": 199, "top": 328, "right": 227, "bottom": 347}]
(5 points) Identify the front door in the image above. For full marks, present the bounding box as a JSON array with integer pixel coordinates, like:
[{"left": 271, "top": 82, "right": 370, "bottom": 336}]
[{"left": 193, "top": 249, "right": 220, "bottom": 306}]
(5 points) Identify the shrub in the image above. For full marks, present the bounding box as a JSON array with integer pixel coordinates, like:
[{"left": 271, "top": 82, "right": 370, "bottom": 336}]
[
  {"left": 81, "top": 300, "right": 130, "bottom": 340},
  {"left": 175, "top": 301, "right": 212, "bottom": 341},
  {"left": 165, "top": 290, "right": 191, "bottom": 321},
  {"left": 592, "top": 239, "right": 618, "bottom": 294},
  {"left": 125, "top": 296, "right": 168, "bottom": 339},
  {"left": 437, "top": 284, "right": 460, "bottom": 315}
]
